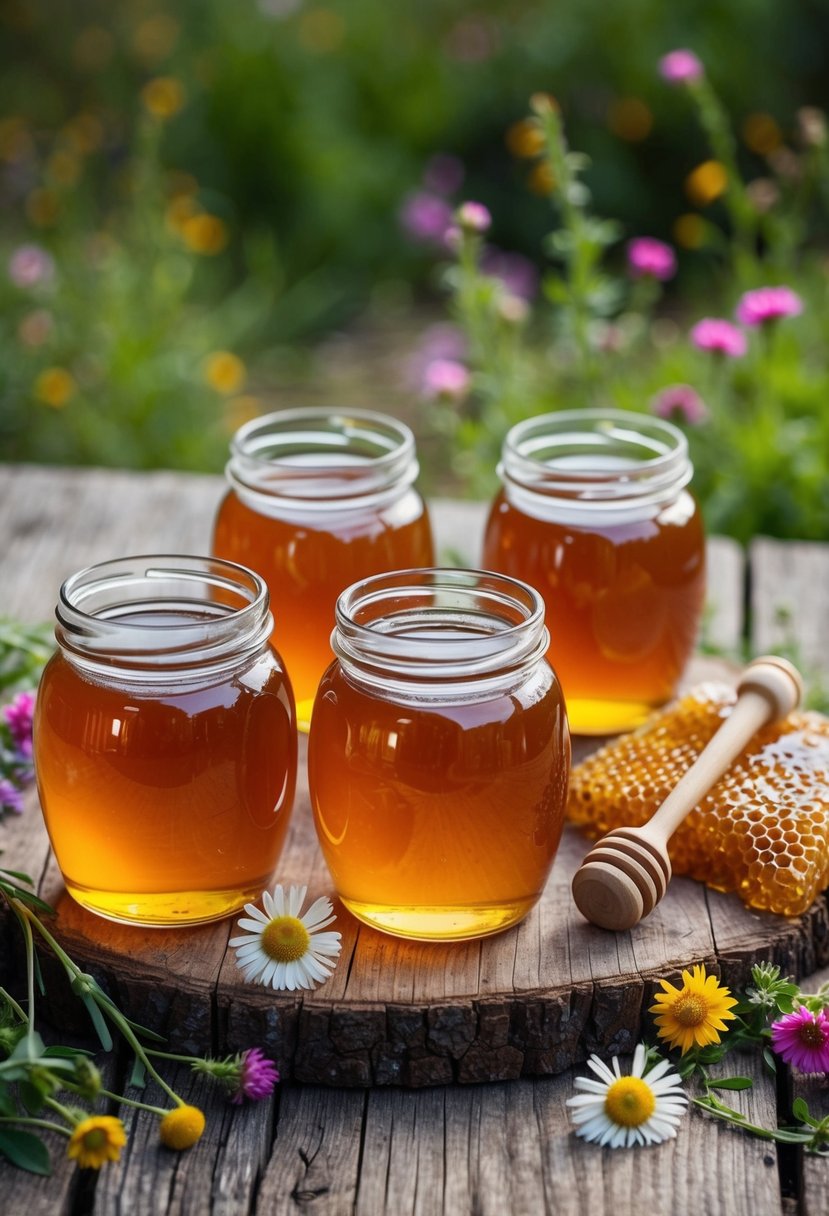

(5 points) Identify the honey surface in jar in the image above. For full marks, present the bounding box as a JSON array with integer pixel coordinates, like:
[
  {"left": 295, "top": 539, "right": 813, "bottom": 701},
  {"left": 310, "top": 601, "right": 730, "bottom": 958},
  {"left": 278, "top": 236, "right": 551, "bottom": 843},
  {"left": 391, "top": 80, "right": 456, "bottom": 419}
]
[
  {"left": 213, "top": 485, "right": 433, "bottom": 726},
  {"left": 309, "top": 652, "right": 569, "bottom": 942},
  {"left": 35, "top": 611, "right": 296, "bottom": 926},
  {"left": 567, "top": 684, "right": 829, "bottom": 916}
]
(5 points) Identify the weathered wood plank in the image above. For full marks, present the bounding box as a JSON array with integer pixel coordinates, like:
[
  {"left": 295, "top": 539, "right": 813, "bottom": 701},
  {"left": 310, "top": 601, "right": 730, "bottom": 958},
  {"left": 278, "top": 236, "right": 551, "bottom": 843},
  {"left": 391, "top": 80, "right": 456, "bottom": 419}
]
[
  {"left": 789, "top": 960, "right": 829, "bottom": 1216},
  {"left": 750, "top": 537, "right": 829, "bottom": 675}
]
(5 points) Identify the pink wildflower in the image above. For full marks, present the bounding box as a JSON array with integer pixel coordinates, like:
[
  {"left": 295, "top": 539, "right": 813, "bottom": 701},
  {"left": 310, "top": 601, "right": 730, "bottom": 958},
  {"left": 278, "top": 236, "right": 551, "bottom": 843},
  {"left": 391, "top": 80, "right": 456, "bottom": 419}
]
[
  {"left": 399, "top": 191, "right": 453, "bottom": 245},
  {"left": 3, "top": 691, "right": 35, "bottom": 760},
  {"left": 771, "top": 1006, "right": 829, "bottom": 1073},
  {"left": 455, "top": 201, "right": 491, "bottom": 234},
  {"left": 659, "top": 50, "right": 704, "bottom": 86},
  {"left": 690, "top": 318, "right": 747, "bottom": 358},
  {"left": 735, "top": 286, "right": 804, "bottom": 327},
  {"left": 651, "top": 384, "right": 709, "bottom": 426},
  {"left": 627, "top": 237, "right": 677, "bottom": 282},
  {"left": 481, "top": 248, "right": 539, "bottom": 300},
  {"left": 8, "top": 244, "right": 55, "bottom": 289},
  {"left": 230, "top": 1048, "right": 280, "bottom": 1104},
  {"left": 0, "top": 779, "right": 24, "bottom": 816},
  {"left": 422, "top": 358, "right": 471, "bottom": 403}
]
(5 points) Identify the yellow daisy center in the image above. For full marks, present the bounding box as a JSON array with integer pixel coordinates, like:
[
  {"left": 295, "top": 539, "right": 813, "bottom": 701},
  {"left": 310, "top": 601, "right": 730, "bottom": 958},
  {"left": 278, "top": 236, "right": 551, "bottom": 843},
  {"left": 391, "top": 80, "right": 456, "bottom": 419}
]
[
  {"left": 83, "top": 1128, "right": 107, "bottom": 1151},
  {"left": 672, "top": 993, "right": 709, "bottom": 1027},
  {"left": 261, "top": 915, "right": 310, "bottom": 962},
  {"left": 604, "top": 1076, "right": 656, "bottom": 1127},
  {"left": 159, "top": 1105, "right": 206, "bottom": 1151}
]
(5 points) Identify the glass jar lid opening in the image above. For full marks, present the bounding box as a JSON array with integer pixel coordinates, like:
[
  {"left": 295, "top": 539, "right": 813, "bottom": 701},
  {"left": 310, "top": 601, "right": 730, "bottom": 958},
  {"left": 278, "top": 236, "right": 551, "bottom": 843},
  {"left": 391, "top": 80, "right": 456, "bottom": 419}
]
[
  {"left": 55, "top": 555, "right": 273, "bottom": 673},
  {"left": 500, "top": 409, "right": 693, "bottom": 507},
  {"left": 227, "top": 407, "right": 420, "bottom": 509}
]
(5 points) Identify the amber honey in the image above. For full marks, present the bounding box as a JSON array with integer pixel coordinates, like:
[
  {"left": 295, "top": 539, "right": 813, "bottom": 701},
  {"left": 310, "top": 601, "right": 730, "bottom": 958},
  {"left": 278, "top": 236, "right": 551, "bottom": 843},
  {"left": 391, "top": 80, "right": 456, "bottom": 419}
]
[
  {"left": 568, "top": 684, "right": 829, "bottom": 916},
  {"left": 308, "top": 569, "right": 571, "bottom": 941},
  {"left": 34, "top": 558, "right": 297, "bottom": 926},
  {"left": 482, "top": 411, "right": 706, "bottom": 734},
  {"left": 212, "top": 410, "right": 434, "bottom": 727}
]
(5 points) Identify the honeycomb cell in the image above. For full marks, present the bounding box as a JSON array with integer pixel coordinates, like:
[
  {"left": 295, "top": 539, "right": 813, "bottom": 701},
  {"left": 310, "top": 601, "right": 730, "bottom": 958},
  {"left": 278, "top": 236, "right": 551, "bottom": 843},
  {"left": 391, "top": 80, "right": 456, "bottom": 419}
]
[{"left": 567, "top": 683, "right": 829, "bottom": 916}]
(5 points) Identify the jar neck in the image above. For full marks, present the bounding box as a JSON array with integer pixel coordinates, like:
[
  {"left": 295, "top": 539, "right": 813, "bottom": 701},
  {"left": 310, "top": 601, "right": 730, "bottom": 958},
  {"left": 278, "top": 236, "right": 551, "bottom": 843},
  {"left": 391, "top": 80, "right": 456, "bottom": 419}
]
[
  {"left": 499, "top": 409, "right": 693, "bottom": 523},
  {"left": 332, "top": 568, "right": 549, "bottom": 701},
  {"left": 55, "top": 555, "right": 273, "bottom": 681},
  {"left": 226, "top": 407, "right": 420, "bottom": 516}
]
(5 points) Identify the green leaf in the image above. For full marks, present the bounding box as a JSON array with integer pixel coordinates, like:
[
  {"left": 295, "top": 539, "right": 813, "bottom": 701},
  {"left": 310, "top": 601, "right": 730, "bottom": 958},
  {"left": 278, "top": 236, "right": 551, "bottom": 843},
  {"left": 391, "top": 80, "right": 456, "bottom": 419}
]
[
  {"left": 80, "top": 996, "right": 113, "bottom": 1052},
  {"left": 129, "top": 1054, "right": 147, "bottom": 1089},
  {"left": 792, "top": 1097, "right": 815, "bottom": 1124},
  {"left": 709, "top": 1076, "right": 754, "bottom": 1091},
  {"left": 0, "top": 1084, "right": 15, "bottom": 1116},
  {"left": 762, "top": 1046, "right": 778, "bottom": 1074},
  {"left": 0, "top": 1128, "right": 51, "bottom": 1175},
  {"left": 19, "top": 1081, "right": 44, "bottom": 1115}
]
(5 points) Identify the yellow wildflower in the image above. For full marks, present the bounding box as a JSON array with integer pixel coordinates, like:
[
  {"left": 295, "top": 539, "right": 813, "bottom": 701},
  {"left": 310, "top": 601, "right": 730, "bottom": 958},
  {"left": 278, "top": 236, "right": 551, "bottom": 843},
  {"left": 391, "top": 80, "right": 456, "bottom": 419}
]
[
  {"left": 181, "top": 213, "right": 228, "bottom": 255},
  {"left": 63, "top": 113, "right": 104, "bottom": 155},
  {"left": 505, "top": 118, "right": 545, "bottom": 159},
  {"left": 742, "top": 112, "right": 782, "bottom": 156},
  {"left": 204, "top": 352, "right": 246, "bottom": 395},
  {"left": 607, "top": 97, "right": 653, "bottom": 143},
  {"left": 673, "top": 213, "right": 707, "bottom": 250},
  {"left": 527, "top": 161, "right": 556, "bottom": 196},
  {"left": 141, "top": 77, "right": 186, "bottom": 121},
  {"left": 159, "top": 1105, "right": 205, "bottom": 1151},
  {"left": 684, "top": 160, "right": 728, "bottom": 207},
  {"left": 47, "top": 149, "right": 81, "bottom": 187},
  {"left": 35, "top": 368, "right": 76, "bottom": 409},
  {"left": 67, "top": 1115, "right": 126, "bottom": 1169},
  {"left": 650, "top": 963, "right": 738, "bottom": 1055},
  {"left": 25, "top": 188, "right": 61, "bottom": 227}
]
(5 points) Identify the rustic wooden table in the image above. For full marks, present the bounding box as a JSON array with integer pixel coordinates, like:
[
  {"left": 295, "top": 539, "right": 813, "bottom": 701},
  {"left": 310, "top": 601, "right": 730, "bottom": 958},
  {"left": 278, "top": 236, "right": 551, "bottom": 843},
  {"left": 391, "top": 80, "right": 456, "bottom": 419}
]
[{"left": 0, "top": 464, "right": 827, "bottom": 1216}]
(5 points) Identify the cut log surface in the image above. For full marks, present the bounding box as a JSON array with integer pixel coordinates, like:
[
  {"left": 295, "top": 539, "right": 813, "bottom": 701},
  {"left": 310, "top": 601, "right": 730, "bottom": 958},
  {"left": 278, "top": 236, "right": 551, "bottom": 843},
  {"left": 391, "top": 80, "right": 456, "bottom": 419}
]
[{"left": 1, "top": 465, "right": 827, "bottom": 1092}]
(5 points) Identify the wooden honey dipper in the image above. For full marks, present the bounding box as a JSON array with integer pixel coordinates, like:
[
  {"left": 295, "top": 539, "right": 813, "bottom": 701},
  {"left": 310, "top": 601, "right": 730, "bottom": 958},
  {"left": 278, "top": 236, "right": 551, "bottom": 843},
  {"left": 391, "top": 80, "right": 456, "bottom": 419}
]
[{"left": 571, "top": 655, "right": 804, "bottom": 931}]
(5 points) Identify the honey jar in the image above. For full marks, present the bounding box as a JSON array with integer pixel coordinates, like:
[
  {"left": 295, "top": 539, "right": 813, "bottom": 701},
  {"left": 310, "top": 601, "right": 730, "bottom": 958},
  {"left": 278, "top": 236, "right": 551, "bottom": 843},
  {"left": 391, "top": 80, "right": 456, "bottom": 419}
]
[
  {"left": 482, "top": 409, "right": 706, "bottom": 734},
  {"left": 211, "top": 408, "right": 435, "bottom": 727},
  {"left": 308, "top": 568, "right": 571, "bottom": 941},
  {"left": 34, "top": 556, "right": 297, "bottom": 926}
]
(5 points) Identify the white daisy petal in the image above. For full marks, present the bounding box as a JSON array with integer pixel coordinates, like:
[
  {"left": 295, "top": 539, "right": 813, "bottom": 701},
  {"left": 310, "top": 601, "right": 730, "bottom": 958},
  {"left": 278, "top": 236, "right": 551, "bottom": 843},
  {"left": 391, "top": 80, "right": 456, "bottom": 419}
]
[
  {"left": 271, "top": 885, "right": 285, "bottom": 917},
  {"left": 567, "top": 1044, "right": 687, "bottom": 1150},
  {"left": 287, "top": 885, "right": 307, "bottom": 918},
  {"left": 301, "top": 896, "right": 335, "bottom": 927},
  {"left": 242, "top": 903, "right": 269, "bottom": 923},
  {"left": 262, "top": 889, "right": 276, "bottom": 918},
  {"left": 235, "top": 916, "right": 270, "bottom": 934},
  {"left": 228, "top": 932, "right": 258, "bottom": 948}
]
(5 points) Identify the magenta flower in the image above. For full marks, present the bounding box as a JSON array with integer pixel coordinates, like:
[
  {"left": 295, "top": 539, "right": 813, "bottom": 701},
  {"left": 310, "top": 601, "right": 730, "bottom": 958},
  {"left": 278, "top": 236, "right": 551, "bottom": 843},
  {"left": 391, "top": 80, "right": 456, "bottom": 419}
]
[
  {"left": 399, "top": 191, "right": 453, "bottom": 245},
  {"left": 735, "top": 286, "right": 804, "bottom": 327},
  {"left": 627, "top": 237, "right": 677, "bottom": 282},
  {"left": 659, "top": 50, "right": 704, "bottom": 86},
  {"left": 8, "top": 244, "right": 55, "bottom": 289},
  {"left": 690, "top": 318, "right": 747, "bottom": 358},
  {"left": 771, "top": 1006, "right": 829, "bottom": 1073},
  {"left": 422, "top": 358, "right": 471, "bottom": 403},
  {"left": 481, "top": 248, "right": 539, "bottom": 300},
  {"left": 0, "top": 779, "right": 24, "bottom": 816},
  {"left": 230, "top": 1048, "right": 280, "bottom": 1104},
  {"left": 651, "top": 384, "right": 709, "bottom": 426},
  {"left": 455, "top": 201, "right": 492, "bottom": 234},
  {"left": 3, "top": 691, "right": 36, "bottom": 759},
  {"left": 423, "top": 153, "right": 464, "bottom": 196}
]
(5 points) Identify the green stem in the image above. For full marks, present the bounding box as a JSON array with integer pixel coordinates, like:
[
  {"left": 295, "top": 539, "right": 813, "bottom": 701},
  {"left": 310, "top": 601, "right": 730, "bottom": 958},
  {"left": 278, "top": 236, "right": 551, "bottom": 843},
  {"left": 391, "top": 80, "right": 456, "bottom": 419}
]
[
  {"left": 10, "top": 901, "right": 183, "bottom": 1108},
  {"left": 98, "top": 1089, "right": 169, "bottom": 1117},
  {"left": 0, "top": 986, "right": 28, "bottom": 1023},
  {"left": 0, "top": 1115, "right": 70, "bottom": 1138}
]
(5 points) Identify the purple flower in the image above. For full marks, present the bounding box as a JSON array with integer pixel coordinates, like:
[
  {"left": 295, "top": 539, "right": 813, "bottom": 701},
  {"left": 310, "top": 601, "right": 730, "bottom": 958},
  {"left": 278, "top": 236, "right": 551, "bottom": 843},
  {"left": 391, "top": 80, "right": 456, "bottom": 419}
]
[
  {"left": 0, "top": 778, "right": 24, "bottom": 816},
  {"left": 399, "top": 191, "right": 454, "bottom": 245},
  {"left": 651, "top": 384, "right": 709, "bottom": 426},
  {"left": 627, "top": 237, "right": 677, "bottom": 282},
  {"left": 735, "top": 286, "right": 804, "bottom": 327},
  {"left": 423, "top": 153, "right": 464, "bottom": 196},
  {"left": 422, "top": 359, "right": 471, "bottom": 403},
  {"left": 455, "top": 201, "right": 492, "bottom": 234},
  {"left": 8, "top": 244, "right": 55, "bottom": 289},
  {"left": 481, "top": 248, "right": 539, "bottom": 300},
  {"left": 3, "top": 691, "right": 35, "bottom": 760},
  {"left": 690, "top": 318, "right": 747, "bottom": 358},
  {"left": 230, "top": 1048, "right": 280, "bottom": 1104},
  {"left": 659, "top": 50, "right": 704, "bottom": 86},
  {"left": 771, "top": 1007, "right": 829, "bottom": 1073}
]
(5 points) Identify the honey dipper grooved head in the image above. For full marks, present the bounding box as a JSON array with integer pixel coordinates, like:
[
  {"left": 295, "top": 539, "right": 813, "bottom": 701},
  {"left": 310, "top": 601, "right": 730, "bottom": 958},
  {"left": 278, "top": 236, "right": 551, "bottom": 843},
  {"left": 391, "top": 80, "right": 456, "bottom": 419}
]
[{"left": 571, "top": 859, "right": 646, "bottom": 931}]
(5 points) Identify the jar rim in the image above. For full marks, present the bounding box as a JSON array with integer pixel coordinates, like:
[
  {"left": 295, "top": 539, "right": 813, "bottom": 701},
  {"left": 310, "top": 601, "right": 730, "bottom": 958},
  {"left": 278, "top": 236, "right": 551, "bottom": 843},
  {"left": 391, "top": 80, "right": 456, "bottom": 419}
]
[
  {"left": 500, "top": 408, "right": 692, "bottom": 507},
  {"left": 332, "top": 567, "right": 549, "bottom": 693},
  {"left": 226, "top": 407, "right": 419, "bottom": 509},
  {"left": 55, "top": 554, "right": 273, "bottom": 674}
]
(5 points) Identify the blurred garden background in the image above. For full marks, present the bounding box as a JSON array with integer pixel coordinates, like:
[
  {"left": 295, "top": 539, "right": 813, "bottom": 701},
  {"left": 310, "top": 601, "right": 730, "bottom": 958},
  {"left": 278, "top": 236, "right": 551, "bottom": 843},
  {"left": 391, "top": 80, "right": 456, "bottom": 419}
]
[{"left": 2, "top": 0, "right": 829, "bottom": 543}]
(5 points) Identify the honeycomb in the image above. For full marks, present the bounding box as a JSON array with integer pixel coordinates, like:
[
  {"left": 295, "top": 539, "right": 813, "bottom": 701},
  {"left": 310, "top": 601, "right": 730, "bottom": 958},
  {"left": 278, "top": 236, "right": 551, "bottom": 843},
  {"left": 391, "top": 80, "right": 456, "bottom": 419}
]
[{"left": 567, "top": 683, "right": 829, "bottom": 917}]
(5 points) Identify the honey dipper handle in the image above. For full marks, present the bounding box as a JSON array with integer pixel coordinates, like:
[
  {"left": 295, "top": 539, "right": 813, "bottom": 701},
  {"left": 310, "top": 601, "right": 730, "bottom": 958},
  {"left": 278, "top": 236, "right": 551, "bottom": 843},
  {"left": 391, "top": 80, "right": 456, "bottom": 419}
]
[{"left": 637, "top": 656, "right": 804, "bottom": 849}]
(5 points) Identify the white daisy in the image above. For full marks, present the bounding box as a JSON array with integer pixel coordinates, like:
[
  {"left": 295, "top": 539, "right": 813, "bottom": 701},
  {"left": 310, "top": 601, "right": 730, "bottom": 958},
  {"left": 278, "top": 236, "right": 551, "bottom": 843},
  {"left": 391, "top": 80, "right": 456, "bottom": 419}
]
[
  {"left": 566, "top": 1043, "right": 688, "bottom": 1148},
  {"left": 229, "top": 884, "right": 342, "bottom": 991}
]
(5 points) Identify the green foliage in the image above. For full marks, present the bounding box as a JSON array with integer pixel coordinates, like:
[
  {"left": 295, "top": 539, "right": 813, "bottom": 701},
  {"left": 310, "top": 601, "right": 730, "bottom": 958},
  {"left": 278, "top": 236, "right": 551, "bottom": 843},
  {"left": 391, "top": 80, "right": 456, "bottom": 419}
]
[{"left": 427, "top": 72, "right": 829, "bottom": 543}]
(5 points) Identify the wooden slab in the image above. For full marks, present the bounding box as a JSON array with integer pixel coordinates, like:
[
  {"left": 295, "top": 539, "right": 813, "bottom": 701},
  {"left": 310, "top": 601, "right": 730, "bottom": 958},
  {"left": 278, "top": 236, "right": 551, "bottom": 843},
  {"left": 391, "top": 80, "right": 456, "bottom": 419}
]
[{"left": 1, "top": 465, "right": 827, "bottom": 1089}]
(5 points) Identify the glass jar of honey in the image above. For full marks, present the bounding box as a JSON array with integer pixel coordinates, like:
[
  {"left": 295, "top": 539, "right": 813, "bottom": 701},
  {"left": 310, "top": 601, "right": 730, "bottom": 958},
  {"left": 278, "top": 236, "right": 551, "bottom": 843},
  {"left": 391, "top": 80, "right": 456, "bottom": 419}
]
[
  {"left": 308, "top": 568, "right": 570, "bottom": 941},
  {"left": 482, "top": 410, "right": 706, "bottom": 735},
  {"left": 34, "top": 556, "right": 297, "bottom": 926},
  {"left": 211, "top": 408, "right": 435, "bottom": 728}
]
